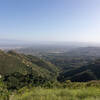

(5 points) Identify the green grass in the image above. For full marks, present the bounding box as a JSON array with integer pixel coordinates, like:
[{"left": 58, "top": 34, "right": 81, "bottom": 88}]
[{"left": 10, "top": 87, "right": 100, "bottom": 100}]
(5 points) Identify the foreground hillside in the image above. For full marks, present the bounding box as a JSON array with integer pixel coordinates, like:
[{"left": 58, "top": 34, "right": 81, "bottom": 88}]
[
  {"left": 0, "top": 50, "right": 58, "bottom": 76},
  {"left": 0, "top": 50, "right": 58, "bottom": 89}
]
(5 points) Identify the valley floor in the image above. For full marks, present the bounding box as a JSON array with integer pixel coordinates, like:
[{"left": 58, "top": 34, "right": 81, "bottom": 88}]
[{"left": 10, "top": 87, "right": 100, "bottom": 100}]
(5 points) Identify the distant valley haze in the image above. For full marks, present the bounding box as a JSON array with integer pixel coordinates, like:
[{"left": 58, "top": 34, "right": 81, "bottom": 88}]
[{"left": 1, "top": 38, "right": 100, "bottom": 50}]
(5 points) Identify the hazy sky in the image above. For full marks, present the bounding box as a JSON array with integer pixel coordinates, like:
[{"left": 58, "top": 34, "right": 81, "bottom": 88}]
[{"left": 0, "top": 0, "right": 100, "bottom": 42}]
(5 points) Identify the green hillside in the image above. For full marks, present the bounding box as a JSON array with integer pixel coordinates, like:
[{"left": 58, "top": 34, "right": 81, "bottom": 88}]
[
  {"left": 1, "top": 49, "right": 100, "bottom": 89},
  {"left": 0, "top": 50, "right": 58, "bottom": 89},
  {"left": 0, "top": 50, "right": 58, "bottom": 77}
]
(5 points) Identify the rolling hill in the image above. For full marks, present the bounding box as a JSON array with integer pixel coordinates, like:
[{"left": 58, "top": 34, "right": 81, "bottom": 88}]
[{"left": 58, "top": 59, "right": 100, "bottom": 82}]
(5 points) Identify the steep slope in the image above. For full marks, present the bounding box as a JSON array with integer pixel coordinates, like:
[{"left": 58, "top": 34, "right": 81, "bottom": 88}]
[
  {"left": 0, "top": 50, "right": 59, "bottom": 89},
  {"left": 0, "top": 50, "right": 58, "bottom": 80},
  {"left": 0, "top": 50, "right": 28, "bottom": 75}
]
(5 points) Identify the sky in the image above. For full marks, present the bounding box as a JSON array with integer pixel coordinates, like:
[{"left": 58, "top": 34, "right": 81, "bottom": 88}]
[{"left": 0, "top": 0, "right": 100, "bottom": 43}]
